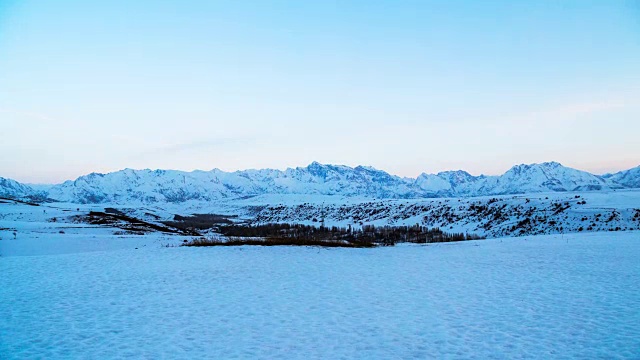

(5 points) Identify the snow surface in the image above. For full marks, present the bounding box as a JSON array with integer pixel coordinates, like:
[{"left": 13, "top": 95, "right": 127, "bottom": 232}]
[
  {"left": 2, "top": 232, "right": 639, "bottom": 359},
  {"left": 2, "top": 190, "right": 640, "bottom": 358},
  {"left": 0, "top": 200, "right": 189, "bottom": 256}
]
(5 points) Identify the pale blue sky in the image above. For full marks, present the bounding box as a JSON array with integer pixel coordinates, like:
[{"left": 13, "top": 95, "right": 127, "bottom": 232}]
[{"left": 1, "top": 0, "right": 639, "bottom": 183}]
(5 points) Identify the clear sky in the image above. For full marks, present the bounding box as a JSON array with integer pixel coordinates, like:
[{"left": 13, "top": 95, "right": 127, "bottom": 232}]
[{"left": 1, "top": 0, "right": 639, "bottom": 183}]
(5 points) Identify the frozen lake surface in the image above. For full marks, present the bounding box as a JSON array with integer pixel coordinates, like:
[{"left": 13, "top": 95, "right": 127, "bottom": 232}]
[{"left": 1, "top": 232, "right": 639, "bottom": 359}]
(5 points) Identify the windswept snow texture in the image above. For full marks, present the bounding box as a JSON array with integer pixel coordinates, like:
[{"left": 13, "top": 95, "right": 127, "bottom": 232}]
[
  {"left": 3, "top": 161, "right": 640, "bottom": 204},
  {"left": 1, "top": 233, "right": 639, "bottom": 359}
]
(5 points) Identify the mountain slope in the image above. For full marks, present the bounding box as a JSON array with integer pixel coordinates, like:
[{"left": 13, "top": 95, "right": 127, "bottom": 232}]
[
  {"left": 0, "top": 177, "right": 37, "bottom": 199},
  {"left": 414, "top": 170, "right": 480, "bottom": 197},
  {"left": 473, "top": 162, "right": 610, "bottom": 194},
  {"left": 603, "top": 166, "right": 640, "bottom": 189}
]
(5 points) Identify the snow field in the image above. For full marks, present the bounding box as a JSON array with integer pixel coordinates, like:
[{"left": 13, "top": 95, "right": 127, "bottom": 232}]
[{"left": 1, "top": 232, "right": 639, "bottom": 359}]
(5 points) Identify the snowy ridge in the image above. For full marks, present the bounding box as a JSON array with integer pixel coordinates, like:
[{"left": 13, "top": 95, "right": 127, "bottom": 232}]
[
  {"left": 245, "top": 191, "right": 640, "bottom": 238},
  {"left": 1, "top": 161, "right": 639, "bottom": 204},
  {"left": 603, "top": 166, "right": 640, "bottom": 189},
  {"left": 0, "top": 177, "right": 41, "bottom": 200}
]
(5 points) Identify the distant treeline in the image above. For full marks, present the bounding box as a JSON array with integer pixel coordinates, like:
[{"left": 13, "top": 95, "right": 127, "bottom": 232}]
[
  {"left": 162, "top": 213, "right": 237, "bottom": 232},
  {"left": 207, "top": 223, "right": 484, "bottom": 247}
]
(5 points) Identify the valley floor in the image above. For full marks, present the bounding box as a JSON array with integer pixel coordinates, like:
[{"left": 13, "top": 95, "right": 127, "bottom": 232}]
[{"left": 1, "top": 231, "right": 639, "bottom": 359}]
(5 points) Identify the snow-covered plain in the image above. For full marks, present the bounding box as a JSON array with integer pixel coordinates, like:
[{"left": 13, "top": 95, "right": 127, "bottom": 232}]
[
  {"left": 2, "top": 231, "right": 639, "bottom": 359},
  {"left": 1, "top": 193, "right": 640, "bottom": 359}
]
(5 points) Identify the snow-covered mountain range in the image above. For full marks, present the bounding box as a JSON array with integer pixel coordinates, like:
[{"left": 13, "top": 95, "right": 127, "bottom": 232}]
[{"left": 1, "top": 162, "right": 639, "bottom": 204}]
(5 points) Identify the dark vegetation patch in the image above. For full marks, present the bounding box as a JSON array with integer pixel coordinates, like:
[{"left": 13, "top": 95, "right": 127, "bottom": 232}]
[
  {"left": 0, "top": 194, "right": 55, "bottom": 204},
  {"left": 0, "top": 197, "right": 40, "bottom": 206},
  {"left": 113, "top": 230, "right": 145, "bottom": 236},
  {"left": 183, "top": 236, "right": 376, "bottom": 248},
  {"left": 104, "top": 207, "right": 126, "bottom": 216},
  {"left": 184, "top": 223, "right": 484, "bottom": 248},
  {"left": 144, "top": 212, "right": 161, "bottom": 220},
  {"left": 162, "top": 214, "right": 238, "bottom": 232},
  {"left": 72, "top": 211, "right": 198, "bottom": 235}
]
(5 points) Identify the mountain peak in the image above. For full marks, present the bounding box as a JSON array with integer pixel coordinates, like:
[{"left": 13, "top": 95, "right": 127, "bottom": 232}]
[
  {"left": 540, "top": 161, "right": 563, "bottom": 167},
  {"left": 354, "top": 165, "right": 380, "bottom": 172},
  {"left": 507, "top": 161, "right": 566, "bottom": 173}
]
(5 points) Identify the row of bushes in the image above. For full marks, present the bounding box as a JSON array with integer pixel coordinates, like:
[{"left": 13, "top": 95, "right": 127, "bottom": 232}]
[
  {"left": 183, "top": 236, "right": 376, "bottom": 248},
  {"left": 183, "top": 223, "right": 484, "bottom": 247},
  {"left": 162, "top": 213, "right": 237, "bottom": 231}
]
